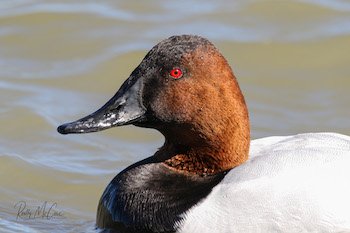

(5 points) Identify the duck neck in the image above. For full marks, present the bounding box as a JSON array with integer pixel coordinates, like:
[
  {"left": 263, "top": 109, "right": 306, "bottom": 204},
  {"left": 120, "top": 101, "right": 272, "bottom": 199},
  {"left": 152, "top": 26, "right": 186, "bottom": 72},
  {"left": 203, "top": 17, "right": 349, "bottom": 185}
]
[{"left": 158, "top": 118, "right": 250, "bottom": 176}]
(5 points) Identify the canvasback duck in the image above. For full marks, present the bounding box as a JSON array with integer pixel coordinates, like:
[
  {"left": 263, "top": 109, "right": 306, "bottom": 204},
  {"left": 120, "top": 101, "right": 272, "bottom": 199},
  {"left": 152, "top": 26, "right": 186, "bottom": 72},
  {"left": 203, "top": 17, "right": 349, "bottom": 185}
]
[{"left": 58, "top": 35, "right": 350, "bottom": 233}]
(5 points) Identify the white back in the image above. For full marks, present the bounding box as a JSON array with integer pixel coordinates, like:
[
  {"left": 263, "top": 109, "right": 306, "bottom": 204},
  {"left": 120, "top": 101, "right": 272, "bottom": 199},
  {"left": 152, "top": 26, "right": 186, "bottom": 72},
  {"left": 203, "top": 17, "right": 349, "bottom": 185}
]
[{"left": 179, "top": 133, "right": 350, "bottom": 233}]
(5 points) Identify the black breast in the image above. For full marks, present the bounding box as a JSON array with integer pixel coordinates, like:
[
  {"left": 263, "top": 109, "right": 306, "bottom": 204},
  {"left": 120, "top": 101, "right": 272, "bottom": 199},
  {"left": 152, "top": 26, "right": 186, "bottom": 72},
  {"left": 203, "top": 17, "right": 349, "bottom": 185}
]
[{"left": 96, "top": 157, "right": 227, "bottom": 233}]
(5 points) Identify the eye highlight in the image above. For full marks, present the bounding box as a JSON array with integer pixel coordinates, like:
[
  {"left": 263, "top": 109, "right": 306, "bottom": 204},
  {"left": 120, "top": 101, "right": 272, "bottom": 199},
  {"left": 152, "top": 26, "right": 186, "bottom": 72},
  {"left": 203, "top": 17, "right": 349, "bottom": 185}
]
[{"left": 169, "top": 68, "right": 183, "bottom": 79}]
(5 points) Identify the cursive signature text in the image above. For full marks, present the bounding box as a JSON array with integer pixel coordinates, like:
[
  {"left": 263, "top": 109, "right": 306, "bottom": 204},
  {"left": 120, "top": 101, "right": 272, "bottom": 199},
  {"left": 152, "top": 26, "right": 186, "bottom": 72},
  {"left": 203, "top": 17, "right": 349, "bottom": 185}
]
[{"left": 14, "top": 200, "right": 65, "bottom": 221}]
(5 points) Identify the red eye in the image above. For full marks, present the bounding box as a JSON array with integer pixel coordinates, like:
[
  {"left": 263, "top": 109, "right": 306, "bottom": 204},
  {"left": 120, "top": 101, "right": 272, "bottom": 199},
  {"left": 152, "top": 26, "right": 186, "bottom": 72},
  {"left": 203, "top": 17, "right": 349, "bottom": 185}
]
[{"left": 169, "top": 68, "right": 183, "bottom": 79}]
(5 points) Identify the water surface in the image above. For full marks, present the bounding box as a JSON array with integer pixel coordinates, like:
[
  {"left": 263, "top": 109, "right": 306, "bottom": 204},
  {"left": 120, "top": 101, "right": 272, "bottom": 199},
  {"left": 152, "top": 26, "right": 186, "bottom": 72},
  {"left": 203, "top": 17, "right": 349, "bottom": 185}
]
[{"left": 1, "top": 1, "right": 350, "bottom": 232}]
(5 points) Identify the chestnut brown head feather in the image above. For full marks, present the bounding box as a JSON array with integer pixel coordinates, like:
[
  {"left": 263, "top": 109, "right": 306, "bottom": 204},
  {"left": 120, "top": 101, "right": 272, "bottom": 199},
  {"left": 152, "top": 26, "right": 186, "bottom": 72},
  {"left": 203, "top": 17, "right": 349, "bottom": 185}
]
[{"left": 139, "top": 35, "right": 250, "bottom": 175}]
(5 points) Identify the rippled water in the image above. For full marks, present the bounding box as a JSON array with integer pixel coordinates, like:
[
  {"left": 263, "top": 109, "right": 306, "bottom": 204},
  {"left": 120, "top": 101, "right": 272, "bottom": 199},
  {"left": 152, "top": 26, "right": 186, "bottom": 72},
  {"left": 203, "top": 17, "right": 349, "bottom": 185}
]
[{"left": 1, "top": 1, "right": 350, "bottom": 232}]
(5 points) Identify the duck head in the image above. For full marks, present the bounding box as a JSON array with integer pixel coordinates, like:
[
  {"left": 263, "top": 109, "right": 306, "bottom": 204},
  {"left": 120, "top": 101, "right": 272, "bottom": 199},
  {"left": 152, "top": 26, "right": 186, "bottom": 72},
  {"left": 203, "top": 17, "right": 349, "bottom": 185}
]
[{"left": 58, "top": 35, "right": 250, "bottom": 175}]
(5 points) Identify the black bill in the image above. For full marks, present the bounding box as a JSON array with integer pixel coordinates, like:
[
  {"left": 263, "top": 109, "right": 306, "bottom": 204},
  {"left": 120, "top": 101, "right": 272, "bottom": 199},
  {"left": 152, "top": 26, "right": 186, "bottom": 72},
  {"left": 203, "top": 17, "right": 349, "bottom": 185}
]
[{"left": 57, "top": 75, "right": 146, "bottom": 135}]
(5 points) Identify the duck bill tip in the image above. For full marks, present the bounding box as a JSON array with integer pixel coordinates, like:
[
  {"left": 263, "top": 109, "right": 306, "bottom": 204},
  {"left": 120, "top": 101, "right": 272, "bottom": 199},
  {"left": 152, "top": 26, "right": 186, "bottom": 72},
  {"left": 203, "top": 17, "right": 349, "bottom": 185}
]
[{"left": 57, "top": 124, "right": 70, "bottom": 134}]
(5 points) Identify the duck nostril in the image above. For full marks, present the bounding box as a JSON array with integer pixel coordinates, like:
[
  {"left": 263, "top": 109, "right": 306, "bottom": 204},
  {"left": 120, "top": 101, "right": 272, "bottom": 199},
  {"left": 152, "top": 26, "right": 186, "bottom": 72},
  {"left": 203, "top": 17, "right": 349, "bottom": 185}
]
[
  {"left": 115, "top": 104, "right": 123, "bottom": 111},
  {"left": 111, "top": 98, "right": 126, "bottom": 112},
  {"left": 115, "top": 98, "right": 126, "bottom": 106},
  {"left": 110, "top": 103, "right": 123, "bottom": 113}
]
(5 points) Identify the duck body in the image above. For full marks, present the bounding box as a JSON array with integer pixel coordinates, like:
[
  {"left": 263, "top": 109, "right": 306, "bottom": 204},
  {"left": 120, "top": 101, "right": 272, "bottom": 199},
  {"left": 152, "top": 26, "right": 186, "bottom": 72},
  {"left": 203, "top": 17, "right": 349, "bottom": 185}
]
[
  {"left": 57, "top": 35, "right": 350, "bottom": 232},
  {"left": 180, "top": 132, "right": 350, "bottom": 233},
  {"left": 96, "top": 132, "right": 350, "bottom": 233}
]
